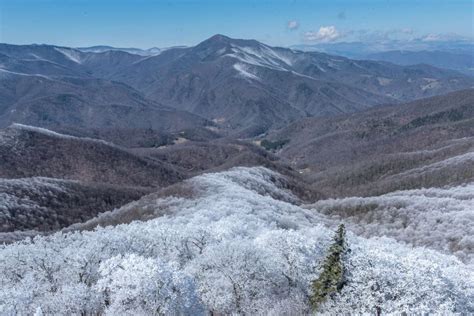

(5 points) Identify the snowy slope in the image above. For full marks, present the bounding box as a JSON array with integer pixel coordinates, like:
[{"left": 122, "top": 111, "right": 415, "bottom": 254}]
[
  {"left": 0, "top": 167, "right": 472, "bottom": 314},
  {"left": 225, "top": 43, "right": 296, "bottom": 72},
  {"left": 305, "top": 183, "right": 474, "bottom": 264},
  {"left": 53, "top": 47, "right": 82, "bottom": 64}
]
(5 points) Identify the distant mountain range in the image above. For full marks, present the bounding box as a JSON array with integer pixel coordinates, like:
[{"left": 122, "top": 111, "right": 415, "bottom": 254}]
[
  {"left": 1, "top": 35, "right": 472, "bottom": 137},
  {"left": 291, "top": 39, "right": 474, "bottom": 58},
  {"left": 76, "top": 45, "right": 188, "bottom": 56},
  {"left": 366, "top": 50, "right": 474, "bottom": 76},
  {"left": 77, "top": 45, "right": 163, "bottom": 56},
  {"left": 292, "top": 40, "right": 474, "bottom": 76}
]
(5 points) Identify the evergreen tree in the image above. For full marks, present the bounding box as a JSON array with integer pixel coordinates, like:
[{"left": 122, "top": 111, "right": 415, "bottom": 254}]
[{"left": 310, "top": 224, "right": 347, "bottom": 310}]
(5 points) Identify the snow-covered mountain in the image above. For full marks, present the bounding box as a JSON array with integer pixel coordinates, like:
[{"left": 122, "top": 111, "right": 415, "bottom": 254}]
[{"left": 0, "top": 167, "right": 472, "bottom": 314}]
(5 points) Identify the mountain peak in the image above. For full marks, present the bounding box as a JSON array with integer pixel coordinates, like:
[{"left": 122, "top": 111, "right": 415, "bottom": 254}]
[
  {"left": 197, "top": 34, "right": 261, "bottom": 49},
  {"left": 208, "top": 34, "right": 232, "bottom": 42}
]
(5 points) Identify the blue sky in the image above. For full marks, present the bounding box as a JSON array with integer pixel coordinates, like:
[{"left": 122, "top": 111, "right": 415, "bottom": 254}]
[{"left": 0, "top": 0, "right": 472, "bottom": 48}]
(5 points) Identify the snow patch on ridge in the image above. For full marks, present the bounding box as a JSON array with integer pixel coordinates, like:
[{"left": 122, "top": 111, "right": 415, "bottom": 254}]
[
  {"left": 9, "top": 124, "right": 120, "bottom": 148},
  {"left": 54, "top": 47, "right": 82, "bottom": 64},
  {"left": 226, "top": 44, "right": 320, "bottom": 80},
  {"left": 0, "top": 68, "right": 51, "bottom": 80},
  {"left": 233, "top": 63, "right": 260, "bottom": 81},
  {"left": 226, "top": 44, "right": 292, "bottom": 72},
  {"left": 11, "top": 124, "right": 80, "bottom": 140}
]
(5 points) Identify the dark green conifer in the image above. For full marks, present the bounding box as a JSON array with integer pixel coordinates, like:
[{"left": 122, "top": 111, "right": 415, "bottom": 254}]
[{"left": 310, "top": 224, "right": 347, "bottom": 310}]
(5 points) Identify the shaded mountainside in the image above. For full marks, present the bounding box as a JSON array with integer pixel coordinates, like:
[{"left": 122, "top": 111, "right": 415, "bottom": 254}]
[
  {"left": 132, "top": 138, "right": 323, "bottom": 202},
  {"left": 53, "top": 125, "right": 221, "bottom": 148},
  {"left": 0, "top": 72, "right": 211, "bottom": 139},
  {"left": 1, "top": 36, "right": 472, "bottom": 137},
  {"left": 0, "top": 177, "right": 148, "bottom": 234},
  {"left": 266, "top": 89, "right": 474, "bottom": 197},
  {"left": 0, "top": 124, "right": 184, "bottom": 187},
  {"left": 133, "top": 139, "right": 286, "bottom": 174}
]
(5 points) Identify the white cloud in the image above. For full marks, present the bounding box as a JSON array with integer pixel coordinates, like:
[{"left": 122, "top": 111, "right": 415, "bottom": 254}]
[
  {"left": 287, "top": 20, "right": 299, "bottom": 30},
  {"left": 304, "top": 26, "right": 342, "bottom": 42}
]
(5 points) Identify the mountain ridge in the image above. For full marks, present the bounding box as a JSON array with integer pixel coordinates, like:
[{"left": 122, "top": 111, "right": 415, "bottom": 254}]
[{"left": 1, "top": 35, "right": 472, "bottom": 137}]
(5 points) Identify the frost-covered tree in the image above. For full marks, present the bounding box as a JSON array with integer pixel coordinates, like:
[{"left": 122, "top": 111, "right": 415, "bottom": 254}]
[
  {"left": 0, "top": 167, "right": 472, "bottom": 315},
  {"left": 96, "top": 254, "right": 204, "bottom": 315},
  {"left": 319, "top": 237, "right": 474, "bottom": 314},
  {"left": 306, "top": 182, "right": 474, "bottom": 263}
]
